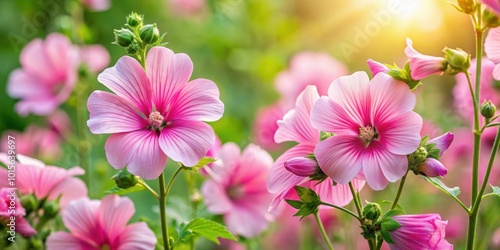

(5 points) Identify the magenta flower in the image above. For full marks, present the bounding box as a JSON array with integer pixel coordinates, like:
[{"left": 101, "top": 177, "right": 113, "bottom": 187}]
[
  {"left": 7, "top": 33, "right": 78, "bottom": 116},
  {"left": 46, "top": 195, "right": 156, "bottom": 249},
  {"left": 87, "top": 47, "right": 224, "bottom": 179},
  {"left": 367, "top": 59, "right": 389, "bottom": 76},
  {"left": 310, "top": 72, "right": 422, "bottom": 190},
  {"left": 201, "top": 143, "right": 276, "bottom": 238},
  {"left": 267, "top": 86, "right": 365, "bottom": 209},
  {"left": 417, "top": 132, "right": 454, "bottom": 178},
  {"left": 388, "top": 214, "right": 453, "bottom": 250},
  {"left": 485, "top": 27, "right": 500, "bottom": 80},
  {"left": 0, "top": 154, "right": 87, "bottom": 209},
  {"left": 404, "top": 38, "right": 446, "bottom": 80},
  {"left": 0, "top": 188, "right": 36, "bottom": 237},
  {"left": 482, "top": 0, "right": 500, "bottom": 16},
  {"left": 81, "top": 0, "right": 110, "bottom": 11}
]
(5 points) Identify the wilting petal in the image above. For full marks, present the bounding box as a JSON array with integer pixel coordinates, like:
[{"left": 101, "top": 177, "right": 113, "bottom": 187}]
[
  {"left": 117, "top": 222, "right": 157, "bottom": 250},
  {"left": 46, "top": 232, "right": 96, "bottom": 249},
  {"left": 126, "top": 131, "right": 167, "bottom": 180},
  {"left": 98, "top": 195, "right": 135, "bottom": 242},
  {"left": 429, "top": 132, "right": 454, "bottom": 157}
]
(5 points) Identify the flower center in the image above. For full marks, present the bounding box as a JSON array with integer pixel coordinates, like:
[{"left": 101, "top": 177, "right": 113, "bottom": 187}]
[
  {"left": 227, "top": 185, "right": 244, "bottom": 200},
  {"left": 359, "top": 125, "right": 378, "bottom": 146},
  {"left": 148, "top": 111, "right": 165, "bottom": 130}
]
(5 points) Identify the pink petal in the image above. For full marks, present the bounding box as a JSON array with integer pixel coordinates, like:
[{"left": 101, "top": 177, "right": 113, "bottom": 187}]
[
  {"left": 146, "top": 47, "right": 193, "bottom": 113},
  {"left": 43, "top": 33, "right": 78, "bottom": 80},
  {"left": 7, "top": 69, "right": 52, "bottom": 99},
  {"left": 126, "top": 131, "right": 167, "bottom": 180},
  {"left": 116, "top": 222, "right": 157, "bottom": 250},
  {"left": 233, "top": 144, "right": 273, "bottom": 190},
  {"left": 79, "top": 45, "right": 110, "bottom": 73},
  {"left": 17, "top": 154, "right": 46, "bottom": 167},
  {"left": 98, "top": 195, "right": 135, "bottom": 242},
  {"left": 275, "top": 85, "right": 320, "bottom": 144},
  {"left": 35, "top": 166, "right": 77, "bottom": 199},
  {"left": 62, "top": 198, "right": 101, "bottom": 245},
  {"left": 482, "top": 0, "right": 500, "bottom": 17},
  {"left": 216, "top": 142, "right": 241, "bottom": 170},
  {"left": 378, "top": 111, "right": 422, "bottom": 155},
  {"left": 225, "top": 204, "right": 270, "bottom": 238},
  {"left": 49, "top": 177, "right": 88, "bottom": 209},
  {"left": 167, "top": 78, "right": 224, "bottom": 122},
  {"left": 314, "top": 135, "right": 364, "bottom": 185},
  {"left": 97, "top": 56, "right": 152, "bottom": 115},
  {"left": 15, "top": 98, "right": 60, "bottom": 116},
  {"left": 362, "top": 144, "right": 408, "bottom": 190},
  {"left": 367, "top": 59, "right": 389, "bottom": 76},
  {"left": 493, "top": 64, "right": 500, "bottom": 80},
  {"left": 310, "top": 96, "right": 359, "bottom": 136},
  {"left": 202, "top": 180, "right": 233, "bottom": 214},
  {"left": 17, "top": 217, "right": 37, "bottom": 237},
  {"left": 104, "top": 131, "right": 148, "bottom": 171},
  {"left": 369, "top": 73, "right": 416, "bottom": 121},
  {"left": 16, "top": 164, "right": 42, "bottom": 195},
  {"left": 46, "top": 232, "right": 96, "bottom": 250},
  {"left": 159, "top": 120, "right": 215, "bottom": 166},
  {"left": 419, "top": 158, "right": 448, "bottom": 177},
  {"left": 429, "top": 132, "right": 454, "bottom": 157},
  {"left": 88, "top": 91, "right": 146, "bottom": 133}
]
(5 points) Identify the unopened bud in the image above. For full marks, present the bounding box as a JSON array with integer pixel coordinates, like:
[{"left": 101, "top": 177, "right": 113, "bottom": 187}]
[
  {"left": 362, "top": 202, "right": 381, "bottom": 221},
  {"left": 408, "top": 146, "right": 428, "bottom": 170},
  {"left": 113, "top": 169, "right": 139, "bottom": 189},
  {"left": 457, "top": 0, "right": 474, "bottom": 14},
  {"left": 114, "top": 28, "right": 134, "bottom": 47},
  {"left": 43, "top": 201, "right": 60, "bottom": 219},
  {"left": 484, "top": 10, "right": 500, "bottom": 28},
  {"left": 443, "top": 47, "right": 470, "bottom": 75},
  {"left": 127, "top": 12, "right": 143, "bottom": 28},
  {"left": 20, "top": 195, "right": 37, "bottom": 215},
  {"left": 284, "top": 157, "right": 317, "bottom": 177},
  {"left": 320, "top": 131, "right": 334, "bottom": 141},
  {"left": 139, "top": 24, "right": 160, "bottom": 44},
  {"left": 481, "top": 100, "right": 497, "bottom": 119},
  {"left": 417, "top": 158, "right": 448, "bottom": 177}
]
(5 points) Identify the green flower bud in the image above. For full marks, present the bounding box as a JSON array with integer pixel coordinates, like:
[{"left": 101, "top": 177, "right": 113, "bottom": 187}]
[
  {"left": 443, "top": 47, "right": 470, "bottom": 75},
  {"left": 387, "top": 68, "right": 410, "bottom": 82},
  {"left": 481, "top": 100, "right": 496, "bottom": 119},
  {"left": 20, "top": 195, "right": 37, "bottom": 215},
  {"left": 362, "top": 202, "right": 381, "bottom": 221},
  {"left": 113, "top": 169, "right": 139, "bottom": 189},
  {"left": 127, "top": 12, "right": 143, "bottom": 28},
  {"left": 457, "top": 0, "right": 474, "bottom": 14},
  {"left": 43, "top": 201, "right": 60, "bottom": 219},
  {"left": 114, "top": 28, "right": 134, "bottom": 47},
  {"left": 408, "top": 146, "right": 428, "bottom": 170},
  {"left": 139, "top": 24, "right": 160, "bottom": 44},
  {"left": 484, "top": 10, "right": 500, "bottom": 28},
  {"left": 320, "top": 131, "right": 334, "bottom": 141}
]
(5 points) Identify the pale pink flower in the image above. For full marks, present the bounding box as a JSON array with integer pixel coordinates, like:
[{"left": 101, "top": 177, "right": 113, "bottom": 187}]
[
  {"left": 268, "top": 86, "right": 365, "bottom": 209},
  {"left": 482, "top": 0, "right": 500, "bottom": 16},
  {"left": 1, "top": 126, "right": 62, "bottom": 161},
  {"left": 47, "top": 110, "right": 72, "bottom": 136},
  {"left": 0, "top": 188, "right": 36, "bottom": 237},
  {"left": 79, "top": 45, "right": 110, "bottom": 73},
  {"left": 169, "top": 0, "right": 206, "bottom": 17},
  {"left": 201, "top": 143, "right": 276, "bottom": 238},
  {"left": 0, "top": 154, "right": 87, "bottom": 209},
  {"left": 417, "top": 132, "right": 454, "bottom": 177},
  {"left": 310, "top": 72, "right": 422, "bottom": 190},
  {"left": 253, "top": 102, "right": 287, "bottom": 150},
  {"left": 46, "top": 195, "right": 156, "bottom": 249},
  {"left": 388, "top": 214, "right": 453, "bottom": 250},
  {"left": 485, "top": 27, "right": 500, "bottom": 81},
  {"left": 7, "top": 33, "right": 78, "bottom": 116},
  {"left": 367, "top": 59, "right": 389, "bottom": 76},
  {"left": 404, "top": 38, "right": 446, "bottom": 80},
  {"left": 453, "top": 58, "right": 500, "bottom": 121},
  {"left": 87, "top": 47, "right": 224, "bottom": 179},
  {"left": 82, "top": 0, "right": 110, "bottom": 11}
]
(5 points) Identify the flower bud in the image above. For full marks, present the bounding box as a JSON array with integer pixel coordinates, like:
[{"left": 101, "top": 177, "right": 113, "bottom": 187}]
[
  {"left": 408, "top": 146, "right": 428, "bottom": 170},
  {"left": 43, "top": 201, "right": 60, "bottom": 219},
  {"left": 20, "top": 195, "right": 37, "bottom": 215},
  {"left": 417, "top": 158, "right": 448, "bottom": 177},
  {"left": 362, "top": 202, "right": 381, "bottom": 221},
  {"left": 484, "top": 10, "right": 500, "bottom": 28},
  {"left": 284, "top": 157, "right": 317, "bottom": 177},
  {"left": 113, "top": 169, "right": 139, "bottom": 189},
  {"left": 457, "top": 0, "right": 474, "bottom": 14},
  {"left": 127, "top": 12, "right": 143, "bottom": 28},
  {"left": 114, "top": 28, "right": 134, "bottom": 47},
  {"left": 367, "top": 59, "right": 389, "bottom": 76},
  {"left": 481, "top": 100, "right": 496, "bottom": 119},
  {"left": 27, "top": 237, "right": 43, "bottom": 250},
  {"left": 139, "top": 24, "right": 160, "bottom": 44},
  {"left": 443, "top": 47, "right": 470, "bottom": 75}
]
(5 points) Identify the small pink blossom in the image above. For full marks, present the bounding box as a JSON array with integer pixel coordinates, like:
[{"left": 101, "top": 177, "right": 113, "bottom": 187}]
[
  {"left": 201, "top": 143, "right": 276, "bottom": 238},
  {"left": 7, "top": 33, "right": 78, "bottom": 116},
  {"left": 0, "top": 154, "right": 87, "bottom": 209},
  {"left": 485, "top": 27, "right": 500, "bottom": 80},
  {"left": 82, "top": 0, "right": 110, "bottom": 11},
  {"left": 482, "top": 0, "right": 500, "bottom": 16},
  {"left": 79, "top": 45, "right": 110, "bottom": 73},
  {"left": 46, "top": 195, "right": 156, "bottom": 249},
  {"left": 367, "top": 59, "right": 389, "bottom": 76},
  {"left": 404, "top": 38, "right": 446, "bottom": 80},
  {"left": 310, "top": 72, "right": 422, "bottom": 190},
  {"left": 388, "top": 214, "right": 453, "bottom": 250},
  {"left": 0, "top": 188, "right": 36, "bottom": 237},
  {"left": 87, "top": 47, "right": 224, "bottom": 179},
  {"left": 253, "top": 102, "right": 287, "bottom": 150},
  {"left": 168, "top": 0, "right": 206, "bottom": 17}
]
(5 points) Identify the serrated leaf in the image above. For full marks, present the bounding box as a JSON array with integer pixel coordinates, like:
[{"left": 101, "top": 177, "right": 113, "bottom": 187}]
[
  {"left": 105, "top": 185, "right": 145, "bottom": 195},
  {"left": 178, "top": 218, "right": 236, "bottom": 244},
  {"left": 422, "top": 176, "right": 460, "bottom": 197}
]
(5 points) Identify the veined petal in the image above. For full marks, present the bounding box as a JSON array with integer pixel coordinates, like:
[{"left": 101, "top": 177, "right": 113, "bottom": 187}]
[
  {"left": 104, "top": 130, "right": 150, "bottom": 171},
  {"left": 46, "top": 232, "right": 96, "bottom": 250},
  {"left": 146, "top": 47, "right": 193, "bottom": 113},
  {"left": 370, "top": 73, "right": 416, "bottom": 122},
  {"left": 485, "top": 28, "right": 500, "bottom": 64},
  {"left": 275, "top": 85, "right": 319, "bottom": 144},
  {"left": 126, "top": 131, "right": 167, "bottom": 180},
  {"left": 267, "top": 144, "right": 314, "bottom": 193},
  {"left": 225, "top": 204, "right": 270, "bottom": 238},
  {"left": 159, "top": 120, "right": 214, "bottom": 167},
  {"left": 429, "top": 132, "right": 454, "bottom": 157},
  {"left": 201, "top": 180, "right": 233, "bottom": 214},
  {"left": 98, "top": 195, "right": 135, "bottom": 242},
  {"left": 310, "top": 96, "right": 359, "bottom": 135},
  {"left": 49, "top": 177, "right": 88, "bottom": 209},
  {"left": 61, "top": 198, "right": 101, "bottom": 245},
  {"left": 117, "top": 222, "right": 157, "bottom": 250},
  {"left": 98, "top": 56, "right": 152, "bottom": 114},
  {"left": 378, "top": 111, "right": 422, "bottom": 155},
  {"left": 314, "top": 135, "right": 363, "bottom": 185},
  {"left": 362, "top": 144, "right": 408, "bottom": 190},
  {"left": 167, "top": 78, "right": 224, "bottom": 122},
  {"left": 7, "top": 69, "right": 52, "bottom": 98}
]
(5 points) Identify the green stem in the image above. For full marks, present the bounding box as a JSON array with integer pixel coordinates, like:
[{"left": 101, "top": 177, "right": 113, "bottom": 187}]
[
  {"left": 349, "top": 182, "right": 362, "bottom": 218},
  {"left": 138, "top": 180, "right": 159, "bottom": 199},
  {"left": 367, "top": 238, "right": 374, "bottom": 250},
  {"left": 320, "top": 202, "right": 361, "bottom": 222},
  {"left": 391, "top": 171, "right": 408, "bottom": 210},
  {"left": 164, "top": 165, "right": 184, "bottom": 197},
  {"left": 158, "top": 173, "right": 170, "bottom": 250},
  {"left": 314, "top": 211, "right": 334, "bottom": 250}
]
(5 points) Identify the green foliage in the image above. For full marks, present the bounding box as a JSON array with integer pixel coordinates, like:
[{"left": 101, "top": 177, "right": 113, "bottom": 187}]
[
  {"left": 105, "top": 185, "right": 145, "bottom": 195},
  {"left": 285, "top": 186, "right": 322, "bottom": 220},
  {"left": 175, "top": 218, "right": 237, "bottom": 245},
  {"left": 422, "top": 176, "right": 461, "bottom": 198}
]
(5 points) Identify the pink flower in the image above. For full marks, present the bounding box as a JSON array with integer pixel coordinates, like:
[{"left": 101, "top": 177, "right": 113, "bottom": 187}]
[
  {"left": 1, "top": 126, "right": 62, "bottom": 161},
  {"left": 82, "top": 0, "right": 110, "bottom": 11},
  {"left": 87, "top": 47, "right": 224, "bottom": 179},
  {"left": 46, "top": 195, "right": 156, "bottom": 249},
  {"left": 284, "top": 157, "right": 317, "bottom": 177},
  {"left": 367, "top": 59, "right": 389, "bottom": 76},
  {"left": 310, "top": 72, "right": 422, "bottom": 190},
  {"left": 0, "top": 154, "right": 87, "bottom": 209},
  {"left": 404, "top": 38, "right": 446, "bottom": 80},
  {"left": 199, "top": 135, "right": 221, "bottom": 176},
  {"left": 253, "top": 102, "right": 288, "bottom": 150},
  {"left": 417, "top": 132, "right": 454, "bottom": 177},
  {"left": 7, "top": 33, "right": 78, "bottom": 116},
  {"left": 0, "top": 188, "right": 36, "bottom": 237},
  {"left": 79, "top": 45, "right": 110, "bottom": 73},
  {"left": 482, "top": 0, "right": 500, "bottom": 16},
  {"left": 201, "top": 143, "right": 276, "bottom": 238},
  {"left": 485, "top": 27, "right": 500, "bottom": 80},
  {"left": 168, "top": 0, "right": 206, "bottom": 17},
  {"left": 267, "top": 86, "right": 365, "bottom": 209},
  {"left": 388, "top": 214, "right": 453, "bottom": 250}
]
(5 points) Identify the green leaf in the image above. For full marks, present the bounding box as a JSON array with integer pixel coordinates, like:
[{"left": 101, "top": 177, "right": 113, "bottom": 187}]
[
  {"left": 105, "top": 185, "right": 145, "bottom": 195},
  {"left": 483, "top": 185, "right": 500, "bottom": 198},
  {"left": 188, "top": 157, "right": 217, "bottom": 169},
  {"left": 380, "top": 218, "right": 401, "bottom": 231},
  {"left": 285, "top": 199, "right": 303, "bottom": 209},
  {"left": 380, "top": 208, "right": 405, "bottom": 220},
  {"left": 177, "top": 218, "right": 237, "bottom": 244},
  {"left": 380, "top": 228, "right": 395, "bottom": 244},
  {"left": 422, "top": 176, "right": 460, "bottom": 198}
]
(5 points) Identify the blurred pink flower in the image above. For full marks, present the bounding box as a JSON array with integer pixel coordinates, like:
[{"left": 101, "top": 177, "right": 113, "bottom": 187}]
[
  {"left": 47, "top": 110, "right": 72, "bottom": 136},
  {"left": 168, "top": 0, "right": 206, "bottom": 17},
  {"left": 310, "top": 72, "right": 422, "bottom": 190},
  {"left": 81, "top": 0, "right": 110, "bottom": 11},
  {"left": 367, "top": 59, "right": 389, "bottom": 76},
  {"left": 0, "top": 154, "right": 87, "bottom": 209},
  {"left": 87, "top": 47, "right": 224, "bottom": 179},
  {"left": 405, "top": 38, "right": 446, "bottom": 80},
  {"left": 201, "top": 143, "right": 276, "bottom": 238},
  {"left": 388, "top": 214, "right": 452, "bottom": 250},
  {"left": 485, "top": 27, "right": 500, "bottom": 81},
  {"left": 417, "top": 132, "right": 454, "bottom": 178},
  {"left": 420, "top": 120, "right": 442, "bottom": 138},
  {"left": 267, "top": 86, "right": 364, "bottom": 209},
  {"left": 1, "top": 126, "right": 62, "bottom": 161},
  {"left": 7, "top": 33, "right": 78, "bottom": 116},
  {"left": 199, "top": 135, "right": 221, "bottom": 176},
  {"left": 46, "top": 195, "right": 156, "bottom": 249},
  {"left": 482, "top": 0, "right": 500, "bottom": 16},
  {"left": 253, "top": 102, "right": 287, "bottom": 150},
  {"left": 453, "top": 57, "right": 500, "bottom": 121},
  {"left": 0, "top": 188, "right": 36, "bottom": 237},
  {"left": 79, "top": 45, "right": 110, "bottom": 73}
]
